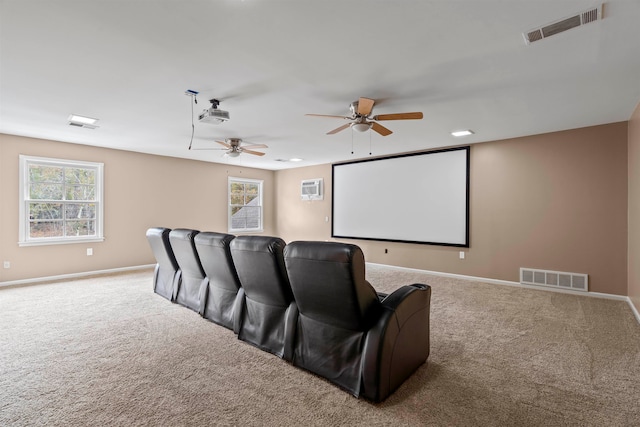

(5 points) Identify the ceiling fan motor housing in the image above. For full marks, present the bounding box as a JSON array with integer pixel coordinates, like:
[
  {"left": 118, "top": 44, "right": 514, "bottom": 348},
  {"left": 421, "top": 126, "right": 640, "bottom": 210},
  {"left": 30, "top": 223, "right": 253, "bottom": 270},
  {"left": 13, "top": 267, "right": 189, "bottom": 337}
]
[{"left": 349, "top": 101, "right": 360, "bottom": 117}]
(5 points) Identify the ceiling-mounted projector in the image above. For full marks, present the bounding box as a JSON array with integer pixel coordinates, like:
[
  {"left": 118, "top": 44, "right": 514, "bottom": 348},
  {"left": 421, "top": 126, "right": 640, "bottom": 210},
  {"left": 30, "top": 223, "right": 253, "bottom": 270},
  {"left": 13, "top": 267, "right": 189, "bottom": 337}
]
[{"left": 198, "top": 98, "right": 229, "bottom": 125}]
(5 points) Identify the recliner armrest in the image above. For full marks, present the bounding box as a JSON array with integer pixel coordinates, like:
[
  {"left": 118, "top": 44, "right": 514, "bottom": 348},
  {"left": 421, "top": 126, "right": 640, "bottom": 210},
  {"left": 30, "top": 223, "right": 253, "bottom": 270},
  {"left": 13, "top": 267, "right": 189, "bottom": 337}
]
[
  {"left": 380, "top": 284, "right": 429, "bottom": 324},
  {"left": 361, "top": 284, "right": 431, "bottom": 402}
]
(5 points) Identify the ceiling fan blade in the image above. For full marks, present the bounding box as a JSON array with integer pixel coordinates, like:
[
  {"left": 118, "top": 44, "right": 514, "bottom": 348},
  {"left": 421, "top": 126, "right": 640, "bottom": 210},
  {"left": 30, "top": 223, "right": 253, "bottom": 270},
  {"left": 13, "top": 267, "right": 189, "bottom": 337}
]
[
  {"left": 327, "top": 123, "right": 352, "bottom": 135},
  {"left": 357, "top": 97, "right": 375, "bottom": 116},
  {"left": 243, "top": 143, "right": 268, "bottom": 149},
  {"left": 305, "top": 114, "right": 351, "bottom": 120},
  {"left": 242, "top": 148, "right": 266, "bottom": 156},
  {"left": 371, "top": 122, "right": 393, "bottom": 136},
  {"left": 372, "top": 112, "right": 423, "bottom": 121},
  {"left": 216, "top": 140, "right": 232, "bottom": 148}
]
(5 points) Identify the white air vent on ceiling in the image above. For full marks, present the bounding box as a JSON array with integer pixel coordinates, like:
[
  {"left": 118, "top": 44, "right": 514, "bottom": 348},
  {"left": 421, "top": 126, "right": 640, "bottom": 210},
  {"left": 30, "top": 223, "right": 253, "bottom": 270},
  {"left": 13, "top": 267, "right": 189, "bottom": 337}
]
[
  {"left": 520, "top": 267, "right": 588, "bottom": 292},
  {"left": 523, "top": 4, "right": 603, "bottom": 45},
  {"left": 68, "top": 114, "right": 99, "bottom": 129},
  {"left": 68, "top": 121, "right": 98, "bottom": 129}
]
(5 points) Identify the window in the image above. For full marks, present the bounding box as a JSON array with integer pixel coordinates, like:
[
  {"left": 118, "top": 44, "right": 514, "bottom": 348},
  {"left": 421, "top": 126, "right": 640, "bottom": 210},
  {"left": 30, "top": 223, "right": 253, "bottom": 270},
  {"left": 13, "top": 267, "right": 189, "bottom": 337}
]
[
  {"left": 228, "top": 177, "right": 263, "bottom": 233},
  {"left": 19, "top": 155, "right": 104, "bottom": 246}
]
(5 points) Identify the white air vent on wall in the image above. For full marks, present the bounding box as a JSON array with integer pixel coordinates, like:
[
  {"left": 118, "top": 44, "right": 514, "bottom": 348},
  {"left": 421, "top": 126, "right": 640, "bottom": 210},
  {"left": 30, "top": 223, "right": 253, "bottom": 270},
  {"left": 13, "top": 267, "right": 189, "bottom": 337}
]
[
  {"left": 301, "top": 179, "right": 323, "bottom": 200},
  {"left": 520, "top": 268, "right": 588, "bottom": 292},
  {"left": 523, "top": 4, "right": 603, "bottom": 45}
]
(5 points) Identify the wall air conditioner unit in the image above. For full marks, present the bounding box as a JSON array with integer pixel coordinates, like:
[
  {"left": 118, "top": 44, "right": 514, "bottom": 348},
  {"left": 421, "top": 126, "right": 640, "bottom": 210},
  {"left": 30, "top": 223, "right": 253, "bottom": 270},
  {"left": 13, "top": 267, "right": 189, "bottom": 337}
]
[{"left": 301, "top": 179, "right": 323, "bottom": 200}]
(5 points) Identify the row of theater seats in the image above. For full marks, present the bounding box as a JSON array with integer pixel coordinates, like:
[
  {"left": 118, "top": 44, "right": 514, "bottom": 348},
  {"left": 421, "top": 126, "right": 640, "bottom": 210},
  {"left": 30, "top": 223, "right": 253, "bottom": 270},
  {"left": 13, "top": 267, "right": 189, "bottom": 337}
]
[{"left": 146, "top": 227, "right": 431, "bottom": 402}]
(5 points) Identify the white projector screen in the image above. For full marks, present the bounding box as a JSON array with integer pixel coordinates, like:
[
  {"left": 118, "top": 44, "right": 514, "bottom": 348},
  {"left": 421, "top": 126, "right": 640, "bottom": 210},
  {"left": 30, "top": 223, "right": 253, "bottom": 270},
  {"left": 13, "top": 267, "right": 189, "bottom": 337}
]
[{"left": 332, "top": 146, "right": 469, "bottom": 247}]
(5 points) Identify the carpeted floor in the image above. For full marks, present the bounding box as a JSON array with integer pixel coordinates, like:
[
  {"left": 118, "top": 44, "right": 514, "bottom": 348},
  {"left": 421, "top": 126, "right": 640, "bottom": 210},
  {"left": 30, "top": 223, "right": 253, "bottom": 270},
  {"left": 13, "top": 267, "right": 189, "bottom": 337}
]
[{"left": 1, "top": 265, "right": 639, "bottom": 426}]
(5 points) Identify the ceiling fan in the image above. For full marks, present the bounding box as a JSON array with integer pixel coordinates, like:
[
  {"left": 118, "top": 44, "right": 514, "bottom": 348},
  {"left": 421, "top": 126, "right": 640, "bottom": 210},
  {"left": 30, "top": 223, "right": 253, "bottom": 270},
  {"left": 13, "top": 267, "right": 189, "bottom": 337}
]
[
  {"left": 191, "top": 138, "right": 268, "bottom": 157},
  {"left": 305, "top": 97, "right": 423, "bottom": 136}
]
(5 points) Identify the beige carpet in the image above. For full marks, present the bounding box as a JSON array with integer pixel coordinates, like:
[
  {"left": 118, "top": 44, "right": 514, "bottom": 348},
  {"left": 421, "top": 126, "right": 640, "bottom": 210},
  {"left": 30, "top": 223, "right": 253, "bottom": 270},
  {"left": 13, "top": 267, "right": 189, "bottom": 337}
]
[{"left": 1, "top": 265, "right": 639, "bottom": 426}]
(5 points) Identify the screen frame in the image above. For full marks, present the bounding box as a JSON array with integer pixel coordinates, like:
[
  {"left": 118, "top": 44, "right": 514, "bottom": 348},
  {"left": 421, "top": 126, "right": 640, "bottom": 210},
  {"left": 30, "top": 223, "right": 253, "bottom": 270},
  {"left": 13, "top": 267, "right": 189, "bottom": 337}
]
[{"left": 331, "top": 146, "right": 470, "bottom": 247}]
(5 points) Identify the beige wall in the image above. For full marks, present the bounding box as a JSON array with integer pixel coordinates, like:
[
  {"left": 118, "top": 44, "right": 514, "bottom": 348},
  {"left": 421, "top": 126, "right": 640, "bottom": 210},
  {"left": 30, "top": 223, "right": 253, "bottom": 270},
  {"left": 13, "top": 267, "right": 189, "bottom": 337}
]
[
  {"left": 275, "top": 123, "right": 629, "bottom": 295},
  {"left": 629, "top": 102, "right": 640, "bottom": 312},
  {"left": 0, "top": 134, "right": 275, "bottom": 282},
  {"left": 1, "top": 122, "right": 630, "bottom": 296},
  {"left": 275, "top": 164, "right": 333, "bottom": 242}
]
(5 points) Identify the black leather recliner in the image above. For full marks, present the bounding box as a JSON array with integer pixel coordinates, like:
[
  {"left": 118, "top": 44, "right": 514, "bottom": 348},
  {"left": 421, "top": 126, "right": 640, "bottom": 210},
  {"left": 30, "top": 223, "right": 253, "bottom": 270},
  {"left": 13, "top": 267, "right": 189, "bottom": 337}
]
[
  {"left": 169, "top": 229, "right": 207, "bottom": 313},
  {"left": 146, "top": 227, "right": 180, "bottom": 301},
  {"left": 230, "top": 236, "right": 298, "bottom": 360},
  {"left": 194, "top": 232, "right": 243, "bottom": 331},
  {"left": 283, "top": 241, "right": 431, "bottom": 403}
]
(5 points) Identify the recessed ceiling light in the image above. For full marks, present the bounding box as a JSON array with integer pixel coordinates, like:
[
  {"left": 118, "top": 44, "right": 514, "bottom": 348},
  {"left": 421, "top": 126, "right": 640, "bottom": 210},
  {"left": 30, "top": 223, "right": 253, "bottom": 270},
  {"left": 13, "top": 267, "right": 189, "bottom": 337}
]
[
  {"left": 451, "top": 130, "right": 474, "bottom": 137},
  {"left": 68, "top": 114, "right": 99, "bottom": 125}
]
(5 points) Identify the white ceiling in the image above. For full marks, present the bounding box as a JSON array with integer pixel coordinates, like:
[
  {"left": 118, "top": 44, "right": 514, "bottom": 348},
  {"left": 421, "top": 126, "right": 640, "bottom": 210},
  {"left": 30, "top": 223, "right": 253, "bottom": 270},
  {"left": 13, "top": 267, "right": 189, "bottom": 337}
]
[{"left": 2, "top": 0, "right": 640, "bottom": 170}]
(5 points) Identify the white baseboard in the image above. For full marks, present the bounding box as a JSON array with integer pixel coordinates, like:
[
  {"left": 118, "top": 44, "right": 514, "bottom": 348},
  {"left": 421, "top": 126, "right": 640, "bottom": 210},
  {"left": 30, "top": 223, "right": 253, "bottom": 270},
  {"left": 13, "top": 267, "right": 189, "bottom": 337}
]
[
  {"left": 4, "top": 262, "right": 639, "bottom": 326},
  {"left": 0, "top": 264, "right": 155, "bottom": 288},
  {"left": 367, "top": 262, "right": 640, "bottom": 325},
  {"left": 628, "top": 298, "right": 640, "bottom": 325}
]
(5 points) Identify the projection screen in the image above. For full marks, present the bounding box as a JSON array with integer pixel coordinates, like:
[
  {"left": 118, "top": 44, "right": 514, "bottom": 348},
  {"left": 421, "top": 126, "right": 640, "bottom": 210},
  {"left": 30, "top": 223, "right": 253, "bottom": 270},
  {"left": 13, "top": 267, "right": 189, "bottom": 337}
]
[{"left": 332, "top": 146, "right": 469, "bottom": 247}]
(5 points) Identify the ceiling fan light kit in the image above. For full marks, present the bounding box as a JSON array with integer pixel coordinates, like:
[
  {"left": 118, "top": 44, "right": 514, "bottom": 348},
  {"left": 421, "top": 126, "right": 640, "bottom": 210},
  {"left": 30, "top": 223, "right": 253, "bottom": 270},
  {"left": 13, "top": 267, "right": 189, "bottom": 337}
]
[{"left": 351, "top": 122, "right": 372, "bottom": 132}]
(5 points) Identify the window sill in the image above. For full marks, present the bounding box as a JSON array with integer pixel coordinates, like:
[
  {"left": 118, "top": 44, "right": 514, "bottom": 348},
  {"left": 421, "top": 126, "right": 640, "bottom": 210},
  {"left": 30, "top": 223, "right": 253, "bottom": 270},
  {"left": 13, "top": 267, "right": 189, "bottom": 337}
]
[
  {"left": 18, "top": 237, "right": 105, "bottom": 247},
  {"left": 229, "top": 229, "right": 264, "bottom": 234}
]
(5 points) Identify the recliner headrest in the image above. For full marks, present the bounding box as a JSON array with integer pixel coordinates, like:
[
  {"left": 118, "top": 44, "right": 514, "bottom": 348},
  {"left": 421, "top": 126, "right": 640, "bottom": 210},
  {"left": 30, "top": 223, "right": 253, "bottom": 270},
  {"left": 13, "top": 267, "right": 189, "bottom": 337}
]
[
  {"left": 230, "top": 235, "right": 286, "bottom": 254},
  {"left": 194, "top": 231, "right": 235, "bottom": 248}
]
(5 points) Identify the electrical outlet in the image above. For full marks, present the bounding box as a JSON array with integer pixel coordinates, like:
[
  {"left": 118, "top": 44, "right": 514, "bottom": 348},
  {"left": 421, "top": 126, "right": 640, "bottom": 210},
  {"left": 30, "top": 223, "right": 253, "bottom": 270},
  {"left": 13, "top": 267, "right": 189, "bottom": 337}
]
[
  {"left": 87, "top": 248, "right": 93, "bottom": 256},
  {"left": 385, "top": 249, "right": 388, "bottom": 254},
  {"left": 459, "top": 251, "right": 465, "bottom": 260},
  {"left": 3, "top": 261, "right": 10, "bottom": 269}
]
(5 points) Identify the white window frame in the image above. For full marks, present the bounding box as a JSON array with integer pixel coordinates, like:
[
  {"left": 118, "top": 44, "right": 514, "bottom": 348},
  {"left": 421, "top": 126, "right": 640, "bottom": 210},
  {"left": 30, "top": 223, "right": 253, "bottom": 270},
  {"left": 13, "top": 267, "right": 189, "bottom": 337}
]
[
  {"left": 19, "top": 155, "right": 104, "bottom": 246},
  {"left": 228, "top": 177, "right": 263, "bottom": 233}
]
